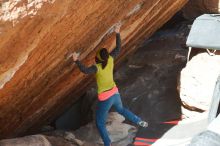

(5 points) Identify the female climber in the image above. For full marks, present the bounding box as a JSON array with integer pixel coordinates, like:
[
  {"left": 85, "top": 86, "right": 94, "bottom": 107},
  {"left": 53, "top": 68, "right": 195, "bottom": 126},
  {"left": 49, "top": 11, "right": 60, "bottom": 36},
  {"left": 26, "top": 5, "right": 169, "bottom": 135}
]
[{"left": 72, "top": 24, "right": 148, "bottom": 146}]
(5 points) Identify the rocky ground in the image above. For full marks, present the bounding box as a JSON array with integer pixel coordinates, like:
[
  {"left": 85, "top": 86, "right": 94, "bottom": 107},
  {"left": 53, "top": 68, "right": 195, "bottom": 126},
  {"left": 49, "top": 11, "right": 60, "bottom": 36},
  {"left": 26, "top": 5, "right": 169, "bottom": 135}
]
[{"left": 0, "top": 112, "right": 136, "bottom": 146}]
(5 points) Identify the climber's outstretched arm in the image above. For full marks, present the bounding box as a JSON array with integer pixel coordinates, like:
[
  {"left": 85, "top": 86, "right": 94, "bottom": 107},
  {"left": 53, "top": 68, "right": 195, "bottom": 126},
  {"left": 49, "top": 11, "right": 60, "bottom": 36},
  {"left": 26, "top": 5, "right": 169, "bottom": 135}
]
[
  {"left": 72, "top": 52, "right": 97, "bottom": 74},
  {"left": 110, "top": 24, "right": 121, "bottom": 59}
]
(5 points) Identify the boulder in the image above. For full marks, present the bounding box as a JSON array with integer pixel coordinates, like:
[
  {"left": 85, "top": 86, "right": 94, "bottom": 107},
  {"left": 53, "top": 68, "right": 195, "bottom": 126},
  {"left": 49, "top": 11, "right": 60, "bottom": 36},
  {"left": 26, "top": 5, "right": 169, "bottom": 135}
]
[
  {"left": 180, "top": 52, "right": 220, "bottom": 118},
  {"left": 0, "top": 135, "right": 52, "bottom": 146},
  {"left": 0, "top": 133, "right": 82, "bottom": 146},
  {"left": 0, "top": 0, "right": 188, "bottom": 138},
  {"left": 44, "top": 130, "right": 83, "bottom": 146}
]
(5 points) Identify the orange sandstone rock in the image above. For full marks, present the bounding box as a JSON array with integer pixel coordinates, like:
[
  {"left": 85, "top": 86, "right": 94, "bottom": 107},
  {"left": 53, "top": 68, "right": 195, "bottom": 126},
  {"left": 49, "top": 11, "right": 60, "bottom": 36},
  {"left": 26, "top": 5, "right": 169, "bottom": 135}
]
[{"left": 0, "top": 0, "right": 188, "bottom": 138}]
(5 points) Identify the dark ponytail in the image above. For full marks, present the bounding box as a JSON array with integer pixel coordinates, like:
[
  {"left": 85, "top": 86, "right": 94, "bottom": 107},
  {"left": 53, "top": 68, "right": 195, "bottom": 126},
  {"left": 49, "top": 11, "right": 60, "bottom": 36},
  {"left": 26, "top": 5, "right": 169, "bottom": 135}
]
[{"left": 96, "top": 48, "right": 109, "bottom": 69}]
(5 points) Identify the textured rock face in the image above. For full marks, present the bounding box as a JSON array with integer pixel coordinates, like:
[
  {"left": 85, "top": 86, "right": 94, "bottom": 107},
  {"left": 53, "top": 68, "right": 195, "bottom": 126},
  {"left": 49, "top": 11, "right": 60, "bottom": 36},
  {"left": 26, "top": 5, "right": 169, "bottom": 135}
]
[
  {"left": 182, "top": 0, "right": 220, "bottom": 19},
  {"left": 0, "top": 0, "right": 188, "bottom": 138}
]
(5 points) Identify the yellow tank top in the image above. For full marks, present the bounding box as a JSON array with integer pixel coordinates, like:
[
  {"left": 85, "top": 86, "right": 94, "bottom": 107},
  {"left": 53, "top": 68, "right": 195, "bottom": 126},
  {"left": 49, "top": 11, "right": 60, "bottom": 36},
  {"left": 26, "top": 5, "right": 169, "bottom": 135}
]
[{"left": 95, "top": 56, "right": 116, "bottom": 93}]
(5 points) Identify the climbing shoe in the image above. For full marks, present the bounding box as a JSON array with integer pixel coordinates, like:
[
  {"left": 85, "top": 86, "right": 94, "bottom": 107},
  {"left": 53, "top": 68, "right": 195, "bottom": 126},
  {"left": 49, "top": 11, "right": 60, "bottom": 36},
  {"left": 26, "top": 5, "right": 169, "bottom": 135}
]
[{"left": 138, "top": 121, "right": 148, "bottom": 128}]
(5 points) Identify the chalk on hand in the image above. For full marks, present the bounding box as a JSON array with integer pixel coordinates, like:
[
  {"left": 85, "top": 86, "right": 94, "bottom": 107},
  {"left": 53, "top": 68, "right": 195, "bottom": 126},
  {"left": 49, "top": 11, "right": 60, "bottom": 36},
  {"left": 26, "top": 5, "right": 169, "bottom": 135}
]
[{"left": 66, "top": 52, "right": 80, "bottom": 60}]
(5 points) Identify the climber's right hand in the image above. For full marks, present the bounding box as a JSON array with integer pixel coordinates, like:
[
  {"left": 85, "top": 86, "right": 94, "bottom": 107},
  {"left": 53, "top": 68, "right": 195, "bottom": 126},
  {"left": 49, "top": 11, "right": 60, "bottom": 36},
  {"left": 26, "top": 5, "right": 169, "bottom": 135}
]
[
  {"left": 114, "top": 24, "right": 121, "bottom": 33},
  {"left": 72, "top": 52, "right": 80, "bottom": 61}
]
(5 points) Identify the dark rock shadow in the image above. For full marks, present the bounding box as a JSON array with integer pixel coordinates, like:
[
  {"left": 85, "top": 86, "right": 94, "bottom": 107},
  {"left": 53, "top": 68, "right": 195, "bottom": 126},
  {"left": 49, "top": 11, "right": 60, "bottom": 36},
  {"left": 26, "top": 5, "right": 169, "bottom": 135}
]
[{"left": 113, "top": 22, "right": 190, "bottom": 144}]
